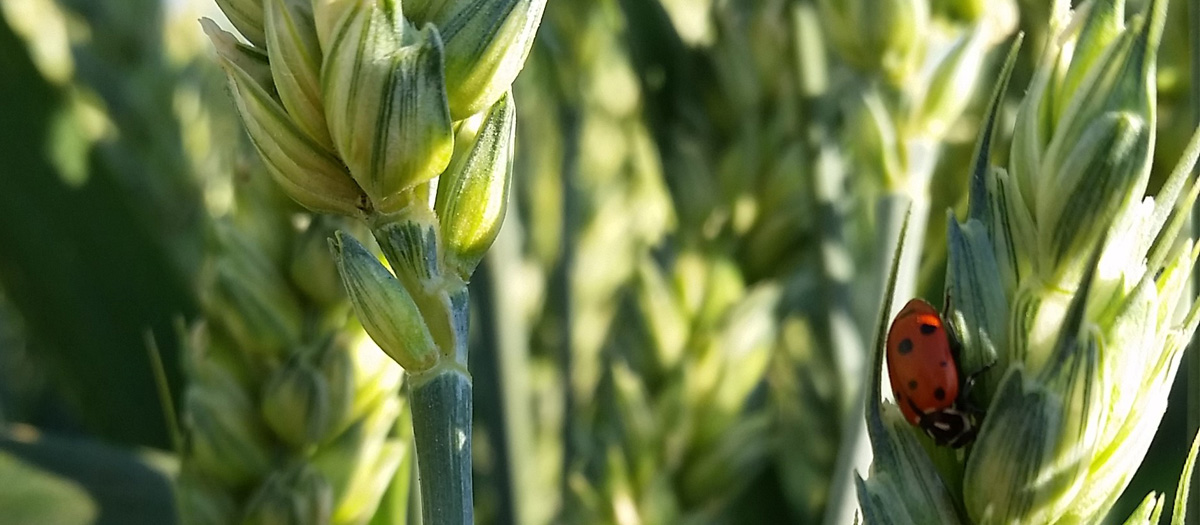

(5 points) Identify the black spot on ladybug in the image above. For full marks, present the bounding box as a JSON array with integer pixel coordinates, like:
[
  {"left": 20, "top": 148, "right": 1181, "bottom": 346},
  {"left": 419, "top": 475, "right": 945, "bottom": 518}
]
[
  {"left": 899, "top": 338, "right": 914, "bottom": 354},
  {"left": 940, "top": 361, "right": 948, "bottom": 367},
  {"left": 908, "top": 380, "right": 918, "bottom": 390},
  {"left": 919, "top": 323, "right": 937, "bottom": 335},
  {"left": 934, "top": 387, "right": 946, "bottom": 401}
]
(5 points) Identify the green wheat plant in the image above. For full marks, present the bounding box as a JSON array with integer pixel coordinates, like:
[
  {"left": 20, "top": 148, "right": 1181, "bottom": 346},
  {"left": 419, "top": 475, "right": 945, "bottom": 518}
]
[
  {"left": 819, "top": 0, "right": 1015, "bottom": 308},
  {"left": 514, "top": 0, "right": 681, "bottom": 519},
  {"left": 5, "top": 0, "right": 1200, "bottom": 523},
  {"left": 497, "top": 0, "right": 1027, "bottom": 521},
  {"left": 483, "top": 0, "right": 793, "bottom": 521},
  {"left": 763, "top": 0, "right": 1018, "bottom": 521},
  {"left": 857, "top": 0, "right": 1200, "bottom": 522},
  {"left": 194, "top": 0, "right": 546, "bottom": 522}
]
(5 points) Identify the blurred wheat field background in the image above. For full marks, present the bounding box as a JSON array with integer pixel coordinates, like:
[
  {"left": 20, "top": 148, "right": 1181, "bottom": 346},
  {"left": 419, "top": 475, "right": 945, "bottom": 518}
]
[{"left": 0, "top": 0, "right": 1198, "bottom": 523}]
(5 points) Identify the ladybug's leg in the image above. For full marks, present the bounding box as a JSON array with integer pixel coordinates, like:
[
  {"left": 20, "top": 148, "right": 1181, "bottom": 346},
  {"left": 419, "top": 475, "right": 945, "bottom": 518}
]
[
  {"left": 956, "top": 362, "right": 995, "bottom": 418},
  {"left": 960, "top": 362, "right": 993, "bottom": 399},
  {"left": 959, "top": 399, "right": 986, "bottom": 418},
  {"left": 938, "top": 289, "right": 967, "bottom": 361},
  {"left": 940, "top": 288, "right": 996, "bottom": 400}
]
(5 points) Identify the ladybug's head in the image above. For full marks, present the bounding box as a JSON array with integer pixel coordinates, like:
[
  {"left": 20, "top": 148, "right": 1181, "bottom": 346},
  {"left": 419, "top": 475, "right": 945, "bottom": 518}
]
[{"left": 909, "top": 401, "right": 978, "bottom": 449}]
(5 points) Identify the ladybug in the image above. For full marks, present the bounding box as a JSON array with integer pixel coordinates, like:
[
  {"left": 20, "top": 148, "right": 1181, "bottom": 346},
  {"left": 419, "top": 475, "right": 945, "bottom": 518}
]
[{"left": 885, "top": 298, "right": 984, "bottom": 448}]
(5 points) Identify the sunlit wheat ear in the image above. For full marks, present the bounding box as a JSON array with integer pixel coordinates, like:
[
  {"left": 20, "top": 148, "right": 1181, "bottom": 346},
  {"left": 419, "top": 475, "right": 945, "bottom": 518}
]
[
  {"left": 963, "top": 0, "right": 1200, "bottom": 521},
  {"left": 852, "top": 17, "right": 1025, "bottom": 521},
  {"left": 859, "top": 0, "right": 1200, "bottom": 522},
  {"left": 861, "top": 1, "right": 1200, "bottom": 523},
  {"left": 195, "top": 0, "right": 546, "bottom": 522}
]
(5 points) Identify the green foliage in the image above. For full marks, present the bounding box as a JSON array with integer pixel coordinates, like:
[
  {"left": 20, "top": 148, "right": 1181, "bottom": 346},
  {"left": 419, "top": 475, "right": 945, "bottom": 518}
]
[
  {"left": 0, "top": 427, "right": 175, "bottom": 524},
  {"left": 0, "top": 1, "right": 199, "bottom": 448}
]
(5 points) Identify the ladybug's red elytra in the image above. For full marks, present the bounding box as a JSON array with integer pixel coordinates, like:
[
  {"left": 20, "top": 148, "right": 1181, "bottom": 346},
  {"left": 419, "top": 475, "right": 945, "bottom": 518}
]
[{"left": 885, "top": 298, "right": 982, "bottom": 448}]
